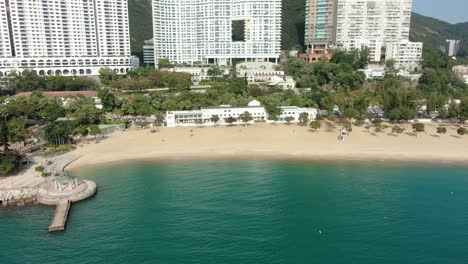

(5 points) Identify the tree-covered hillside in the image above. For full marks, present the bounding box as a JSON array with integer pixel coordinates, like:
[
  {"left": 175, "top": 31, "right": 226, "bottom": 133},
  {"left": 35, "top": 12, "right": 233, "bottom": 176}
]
[{"left": 128, "top": 0, "right": 153, "bottom": 57}]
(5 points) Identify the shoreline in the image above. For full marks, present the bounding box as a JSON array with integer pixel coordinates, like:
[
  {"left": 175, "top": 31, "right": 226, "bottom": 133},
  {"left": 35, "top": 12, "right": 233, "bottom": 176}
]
[
  {"left": 65, "top": 123, "right": 468, "bottom": 173},
  {"left": 68, "top": 153, "right": 468, "bottom": 175}
]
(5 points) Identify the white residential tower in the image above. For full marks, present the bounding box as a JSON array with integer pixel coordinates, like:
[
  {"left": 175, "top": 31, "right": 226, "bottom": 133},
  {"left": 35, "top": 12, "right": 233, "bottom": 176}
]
[
  {"left": 0, "top": 0, "right": 133, "bottom": 77},
  {"left": 153, "top": 0, "right": 282, "bottom": 66},
  {"left": 304, "top": 0, "right": 422, "bottom": 69}
]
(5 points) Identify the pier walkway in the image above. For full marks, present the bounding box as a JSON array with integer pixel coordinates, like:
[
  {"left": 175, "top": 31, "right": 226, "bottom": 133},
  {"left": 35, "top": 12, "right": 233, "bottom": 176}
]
[{"left": 48, "top": 200, "right": 71, "bottom": 232}]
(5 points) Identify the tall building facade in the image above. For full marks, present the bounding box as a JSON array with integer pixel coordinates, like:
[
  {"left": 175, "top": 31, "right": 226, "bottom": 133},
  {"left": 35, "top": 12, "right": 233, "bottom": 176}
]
[
  {"left": 153, "top": 0, "right": 282, "bottom": 66},
  {"left": 143, "top": 39, "right": 155, "bottom": 66},
  {"left": 304, "top": 0, "right": 422, "bottom": 69},
  {"left": 0, "top": 0, "right": 132, "bottom": 77},
  {"left": 446, "top": 39, "right": 461, "bottom": 57},
  {"left": 304, "top": 0, "right": 337, "bottom": 54},
  {"left": 335, "top": 0, "right": 412, "bottom": 45}
]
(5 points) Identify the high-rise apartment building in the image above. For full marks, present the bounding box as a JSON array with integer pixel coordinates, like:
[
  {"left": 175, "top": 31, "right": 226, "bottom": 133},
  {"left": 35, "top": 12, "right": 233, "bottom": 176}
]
[
  {"left": 305, "top": 0, "right": 337, "bottom": 53},
  {"left": 446, "top": 39, "right": 461, "bottom": 57},
  {"left": 153, "top": 0, "right": 282, "bottom": 66},
  {"left": 335, "top": 0, "right": 412, "bottom": 45},
  {"left": 304, "top": 0, "right": 422, "bottom": 69},
  {"left": 143, "top": 39, "right": 155, "bottom": 66},
  {"left": 0, "top": 0, "right": 132, "bottom": 77}
]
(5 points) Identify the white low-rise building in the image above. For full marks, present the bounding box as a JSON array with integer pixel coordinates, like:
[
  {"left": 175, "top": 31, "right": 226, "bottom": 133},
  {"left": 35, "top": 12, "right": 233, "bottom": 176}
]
[
  {"left": 359, "top": 69, "right": 386, "bottom": 79},
  {"left": 385, "top": 41, "right": 423, "bottom": 70},
  {"left": 278, "top": 106, "right": 318, "bottom": 122},
  {"left": 464, "top": 75, "right": 468, "bottom": 85},
  {"left": 166, "top": 100, "right": 317, "bottom": 127},
  {"left": 167, "top": 62, "right": 296, "bottom": 89},
  {"left": 237, "top": 62, "right": 296, "bottom": 89}
]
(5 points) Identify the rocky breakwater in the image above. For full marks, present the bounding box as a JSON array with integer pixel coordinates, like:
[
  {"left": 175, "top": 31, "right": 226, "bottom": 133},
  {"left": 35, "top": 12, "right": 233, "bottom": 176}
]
[{"left": 0, "top": 187, "right": 38, "bottom": 207}]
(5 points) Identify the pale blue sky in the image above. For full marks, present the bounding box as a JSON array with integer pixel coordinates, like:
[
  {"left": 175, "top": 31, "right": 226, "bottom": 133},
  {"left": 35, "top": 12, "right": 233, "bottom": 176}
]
[{"left": 413, "top": 0, "right": 468, "bottom": 24}]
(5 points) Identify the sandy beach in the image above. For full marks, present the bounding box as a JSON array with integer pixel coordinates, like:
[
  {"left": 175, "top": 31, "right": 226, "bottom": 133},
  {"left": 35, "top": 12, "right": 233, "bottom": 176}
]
[{"left": 65, "top": 122, "right": 468, "bottom": 171}]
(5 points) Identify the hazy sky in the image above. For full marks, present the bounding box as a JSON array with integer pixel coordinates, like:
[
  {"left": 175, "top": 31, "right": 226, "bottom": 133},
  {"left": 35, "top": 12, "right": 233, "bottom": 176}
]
[{"left": 413, "top": 0, "right": 468, "bottom": 24}]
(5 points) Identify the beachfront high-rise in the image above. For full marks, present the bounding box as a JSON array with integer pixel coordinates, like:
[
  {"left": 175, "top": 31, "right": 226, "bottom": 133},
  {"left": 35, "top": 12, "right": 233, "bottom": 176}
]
[
  {"left": 0, "top": 0, "right": 132, "bottom": 77},
  {"left": 152, "top": 0, "right": 282, "bottom": 66},
  {"left": 304, "top": 0, "right": 423, "bottom": 69},
  {"left": 304, "top": 0, "right": 337, "bottom": 54}
]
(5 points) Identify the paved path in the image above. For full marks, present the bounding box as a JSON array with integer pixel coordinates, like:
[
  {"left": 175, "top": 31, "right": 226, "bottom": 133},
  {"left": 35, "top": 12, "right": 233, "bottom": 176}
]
[{"left": 0, "top": 157, "right": 43, "bottom": 190}]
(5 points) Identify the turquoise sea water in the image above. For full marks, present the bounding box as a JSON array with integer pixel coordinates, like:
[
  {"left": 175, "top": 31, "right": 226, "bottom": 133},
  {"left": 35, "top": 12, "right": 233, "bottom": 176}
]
[{"left": 1, "top": 160, "right": 468, "bottom": 264}]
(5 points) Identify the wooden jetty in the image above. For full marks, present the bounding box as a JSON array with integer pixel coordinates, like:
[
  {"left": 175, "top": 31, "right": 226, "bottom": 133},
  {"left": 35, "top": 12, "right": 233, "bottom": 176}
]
[{"left": 48, "top": 200, "right": 71, "bottom": 232}]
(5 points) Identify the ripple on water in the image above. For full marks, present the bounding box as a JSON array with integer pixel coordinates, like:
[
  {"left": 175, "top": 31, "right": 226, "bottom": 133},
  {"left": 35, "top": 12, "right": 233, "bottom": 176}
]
[{"left": 1, "top": 160, "right": 468, "bottom": 264}]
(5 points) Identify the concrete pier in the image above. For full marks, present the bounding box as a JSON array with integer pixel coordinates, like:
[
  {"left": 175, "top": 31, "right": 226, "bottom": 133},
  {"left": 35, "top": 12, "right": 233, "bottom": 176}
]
[
  {"left": 1, "top": 153, "right": 97, "bottom": 232},
  {"left": 37, "top": 178, "right": 96, "bottom": 232},
  {"left": 48, "top": 200, "right": 71, "bottom": 232}
]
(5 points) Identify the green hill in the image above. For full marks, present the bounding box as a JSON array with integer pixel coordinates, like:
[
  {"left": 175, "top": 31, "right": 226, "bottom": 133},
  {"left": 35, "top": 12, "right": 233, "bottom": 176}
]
[
  {"left": 128, "top": 0, "right": 468, "bottom": 59},
  {"left": 410, "top": 13, "right": 468, "bottom": 57},
  {"left": 128, "top": 0, "right": 153, "bottom": 57}
]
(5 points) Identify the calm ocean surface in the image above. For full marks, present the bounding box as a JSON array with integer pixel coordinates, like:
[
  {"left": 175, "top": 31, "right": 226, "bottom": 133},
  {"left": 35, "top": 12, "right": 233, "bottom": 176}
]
[{"left": 1, "top": 160, "right": 468, "bottom": 264}]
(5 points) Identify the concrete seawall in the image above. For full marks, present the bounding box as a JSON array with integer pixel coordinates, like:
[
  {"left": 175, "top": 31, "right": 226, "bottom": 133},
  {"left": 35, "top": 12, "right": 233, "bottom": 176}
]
[{"left": 0, "top": 188, "right": 37, "bottom": 207}]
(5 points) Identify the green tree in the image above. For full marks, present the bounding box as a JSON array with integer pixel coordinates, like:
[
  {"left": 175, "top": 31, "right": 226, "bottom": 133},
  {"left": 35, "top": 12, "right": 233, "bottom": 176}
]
[
  {"left": 298, "top": 112, "right": 309, "bottom": 126},
  {"left": 355, "top": 47, "right": 370, "bottom": 69},
  {"left": 448, "top": 101, "right": 461, "bottom": 119},
  {"left": 239, "top": 111, "right": 253, "bottom": 126},
  {"left": 0, "top": 106, "right": 10, "bottom": 152},
  {"left": 98, "top": 89, "right": 117, "bottom": 111},
  {"left": 41, "top": 104, "right": 66, "bottom": 122},
  {"left": 285, "top": 116, "right": 294, "bottom": 124},
  {"left": 225, "top": 116, "right": 237, "bottom": 125},
  {"left": 457, "top": 127, "right": 467, "bottom": 136},
  {"left": 210, "top": 115, "right": 220, "bottom": 126},
  {"left": 207, "top": 67, "right": 223, "bottom": 81},
  {"left": 412, "top": 123, "right": 425, "bottom": 136},
  {"left": 89, "top": 125, "right": 101, "bottom": 139},
  {"left": 99, "top": 67, "right": 117, "bottom": 85},
  {"left": 74, "top": 125, "right": 89, "bottom": 137},
  {"left": 158, "top": 59, "right": 172, "bottom": 69},
  {"left": 436, "top": 126, "right": 447, "bottom": 136},
  {"left": 385, "top": 59, "right": 397, "bottom": 75},
  {"left": 391, "top": 125, "right": 405, "bottom": 136},
  {"left": 309, "top": 121, "right": 321, "bottom": 132},
  {"left": 8, "top": 117, "right": 28, "bottom": 145},
  {"left": 43, "top": 122, "right": 73, "bottom": 146},
  {"left": 0, "top": 154, "right": 22, "bottom": 176},
  {"left": 67, "top": 96, "right": 102, "bottom": 124},
  {"left": 265, "top": 104, "right": 281, "bottom": 121}
]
